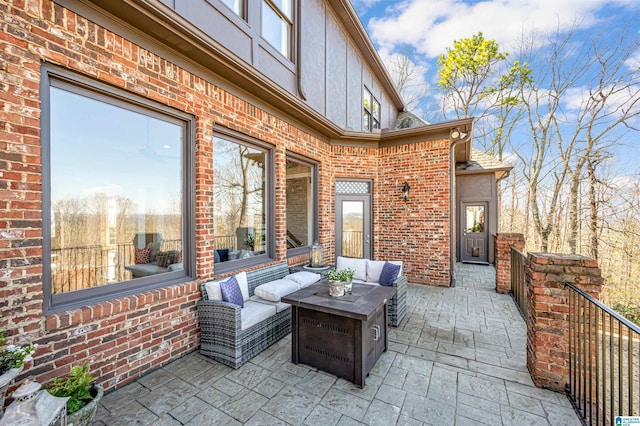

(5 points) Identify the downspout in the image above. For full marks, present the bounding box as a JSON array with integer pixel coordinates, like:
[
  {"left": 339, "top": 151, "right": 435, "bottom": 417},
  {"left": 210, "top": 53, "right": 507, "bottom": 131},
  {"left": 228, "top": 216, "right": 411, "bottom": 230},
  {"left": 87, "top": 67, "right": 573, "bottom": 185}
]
[
  {"left": 296, "top": 1, "right": 307, "bottom": 101},
  {"left": 449, "top": 128, "right": 472, "bottom": 287}
]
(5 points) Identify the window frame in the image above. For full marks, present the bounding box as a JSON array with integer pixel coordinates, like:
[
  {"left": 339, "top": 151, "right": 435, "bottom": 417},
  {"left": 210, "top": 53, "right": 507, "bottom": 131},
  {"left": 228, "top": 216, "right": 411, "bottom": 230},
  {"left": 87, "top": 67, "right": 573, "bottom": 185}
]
[
  {"left": 285, "top": 152, "right": 318, "bottom": 258},
  {"left": 212, "top": 125, "right": 276, "bottom": 275},
  {"left": 363, "top": 87, "right": 381, "bottom": 131},
  {"left": 261, "top": 0, "right": 294, "bottom": 60},
  {"left": 216, "top": 0, "right": 246, "bottom": 19},
  {"left": 41, "top": 64, "right": 196, "bottom": 315}
]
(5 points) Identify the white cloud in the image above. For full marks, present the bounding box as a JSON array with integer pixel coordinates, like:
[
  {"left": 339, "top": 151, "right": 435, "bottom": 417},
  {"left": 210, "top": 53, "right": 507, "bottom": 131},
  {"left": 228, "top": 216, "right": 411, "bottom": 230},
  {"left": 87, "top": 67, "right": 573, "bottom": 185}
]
[{"left": 365, "top": 0, "right": 640, "bottom": 59}]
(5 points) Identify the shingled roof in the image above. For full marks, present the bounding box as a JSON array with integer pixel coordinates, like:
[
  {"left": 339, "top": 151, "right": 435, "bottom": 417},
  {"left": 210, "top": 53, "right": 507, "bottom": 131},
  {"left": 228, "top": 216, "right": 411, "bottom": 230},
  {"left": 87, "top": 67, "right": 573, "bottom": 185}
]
[{"left": 456, "top": 148, "right": 512, "bottom": 179}]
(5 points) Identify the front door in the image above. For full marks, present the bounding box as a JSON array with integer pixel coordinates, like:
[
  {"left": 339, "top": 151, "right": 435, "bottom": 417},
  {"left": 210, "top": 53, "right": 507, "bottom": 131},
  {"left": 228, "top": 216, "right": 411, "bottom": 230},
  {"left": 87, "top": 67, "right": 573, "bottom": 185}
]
[
  {"left": 461, "top": 202, "right": 489, "bottom": 263},
  {"left": 335, "top": 194, "right": 371, "bottom": 259}
]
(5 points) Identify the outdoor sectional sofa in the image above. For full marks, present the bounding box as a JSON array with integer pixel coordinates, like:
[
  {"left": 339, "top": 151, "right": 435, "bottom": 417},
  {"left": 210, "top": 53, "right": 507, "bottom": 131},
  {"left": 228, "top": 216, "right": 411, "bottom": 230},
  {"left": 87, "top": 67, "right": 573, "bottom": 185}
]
[
  {"left": 198, "top": 258, "right": 407, "bottom": 368},
  {"left": 198, "top": 262, "right": 320, "bottom": 368}
]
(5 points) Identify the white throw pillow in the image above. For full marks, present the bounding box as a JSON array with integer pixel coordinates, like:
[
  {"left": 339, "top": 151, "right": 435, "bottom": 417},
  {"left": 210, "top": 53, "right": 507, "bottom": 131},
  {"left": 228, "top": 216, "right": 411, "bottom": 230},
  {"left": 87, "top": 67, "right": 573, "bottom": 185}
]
[
  {"left": 286, "top": 271, "right": 321, "bottom": 288},
  {"left": 235, "top": 271, "right": 250, "bottom": 301},
  {"left": 254, "top": 279, "right": 300, "bottom": 302},
  {"left": 204, "top": 271, "right": 250, "bottom": 302},
  {"left": 336, "top": 256, "right": 367, "bottom": 281},
  {"left": 366, "top": 260, "right": 387, "bottom": 283},
  {"left": 204, "top": 279, "right": 223, "bottom": 301}
]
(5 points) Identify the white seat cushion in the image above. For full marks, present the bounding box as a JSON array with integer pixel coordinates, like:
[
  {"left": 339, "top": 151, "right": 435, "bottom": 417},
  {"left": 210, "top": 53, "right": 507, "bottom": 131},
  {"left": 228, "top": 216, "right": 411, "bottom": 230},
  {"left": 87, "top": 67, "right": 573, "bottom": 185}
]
[
  {"left": 336, "top": 256, "right": 367, "bottom": 282},
  {"left": 204, "top": 271, "right": 250, "bottom": 302},
  {"left": 254, "top": 278, "right": 300, "bottom": 302},
  {"left": 285, "top": 271, "right": 321, "bottom": 288},
  {"left": 249, "top": 295, "right": 290, "bottom": 313},
  {"left": 241, "top": 301, "right": 276, "bottom": 330}
]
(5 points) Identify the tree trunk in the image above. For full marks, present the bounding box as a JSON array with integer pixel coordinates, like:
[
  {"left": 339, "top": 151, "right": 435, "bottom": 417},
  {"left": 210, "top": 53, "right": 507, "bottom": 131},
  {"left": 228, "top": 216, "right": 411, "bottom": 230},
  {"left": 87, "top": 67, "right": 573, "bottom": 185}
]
[
  {"left": 567, "top": 172, "right": 581, "bottom": 254},
  {"left": 587, "top": 159, "right": 599, "bottom": 260}
]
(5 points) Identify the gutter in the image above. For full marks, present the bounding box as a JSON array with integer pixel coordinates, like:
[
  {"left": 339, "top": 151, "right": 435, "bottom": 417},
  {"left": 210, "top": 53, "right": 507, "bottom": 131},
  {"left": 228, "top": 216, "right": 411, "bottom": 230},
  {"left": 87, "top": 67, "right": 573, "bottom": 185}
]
[{"left": 449, "top": 127, "right": 473, "bottom": 287}]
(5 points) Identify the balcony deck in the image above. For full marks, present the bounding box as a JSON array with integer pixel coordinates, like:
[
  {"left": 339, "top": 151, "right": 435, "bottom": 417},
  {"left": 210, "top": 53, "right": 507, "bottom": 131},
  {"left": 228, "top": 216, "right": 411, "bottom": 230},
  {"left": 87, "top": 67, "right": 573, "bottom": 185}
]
[{"left": 95, "top": 263, "right": 580, "bottom": 425}]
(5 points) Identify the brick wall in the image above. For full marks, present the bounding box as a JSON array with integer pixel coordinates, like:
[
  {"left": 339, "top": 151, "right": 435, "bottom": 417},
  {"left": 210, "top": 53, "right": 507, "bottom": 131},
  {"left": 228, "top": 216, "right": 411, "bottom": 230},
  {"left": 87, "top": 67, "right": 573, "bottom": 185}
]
[
  {"left": 525, "top": 253, "right": 603, "bottom": 391},
  {"left": 377, "top": 142, "right": 451, "bottom": 286},
  {"left": 494, "top": 233, "right": 525, "bottom": 293},
  {"left": 0, "top": 0, "right": 454, "bottom": 393}
]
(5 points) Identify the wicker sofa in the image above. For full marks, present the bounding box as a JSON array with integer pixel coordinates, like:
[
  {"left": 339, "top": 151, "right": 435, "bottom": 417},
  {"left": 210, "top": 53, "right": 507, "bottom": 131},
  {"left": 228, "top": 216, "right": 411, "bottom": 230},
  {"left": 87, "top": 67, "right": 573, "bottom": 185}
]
[
  {"left": 335, "top": 256, "right": 408, "bottom": 326},
  {"left": 198, "top": 262, "right": 307, "bottom": 368}
]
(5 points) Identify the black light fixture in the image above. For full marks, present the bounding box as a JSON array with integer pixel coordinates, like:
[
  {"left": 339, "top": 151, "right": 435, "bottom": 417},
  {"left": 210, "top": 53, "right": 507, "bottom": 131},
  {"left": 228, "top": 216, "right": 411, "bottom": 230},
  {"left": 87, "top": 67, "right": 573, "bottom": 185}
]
[{"left": 402, "top": 182, "right": 410, "bottom": 201}]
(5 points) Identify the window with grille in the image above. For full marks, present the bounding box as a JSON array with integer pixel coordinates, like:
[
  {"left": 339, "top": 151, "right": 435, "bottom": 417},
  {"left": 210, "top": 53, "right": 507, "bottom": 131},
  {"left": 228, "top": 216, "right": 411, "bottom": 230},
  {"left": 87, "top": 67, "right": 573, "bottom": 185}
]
[{"left": 363, "top": 87, "right": 380, "bottom": 131}]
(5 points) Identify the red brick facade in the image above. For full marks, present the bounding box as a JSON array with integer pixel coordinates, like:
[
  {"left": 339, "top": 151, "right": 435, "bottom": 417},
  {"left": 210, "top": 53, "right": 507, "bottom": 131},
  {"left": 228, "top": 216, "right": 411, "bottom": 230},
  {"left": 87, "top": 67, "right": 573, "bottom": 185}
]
[{"left": 0, "top": 0, "right": 453, "bottom": 392}]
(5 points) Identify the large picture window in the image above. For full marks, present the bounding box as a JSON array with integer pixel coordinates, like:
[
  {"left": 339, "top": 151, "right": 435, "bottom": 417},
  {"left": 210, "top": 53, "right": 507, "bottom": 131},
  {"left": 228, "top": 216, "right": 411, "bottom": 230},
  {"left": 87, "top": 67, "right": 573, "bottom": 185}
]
[
  {"left": 262, "top": 0, "right": 292, "bottom": 59},
  {"left": 42, "top": 66, "right": 194, "bottom": 313},
  {"left": 286, "top": 155, "right": 317, "bottom": 256},
  {"left": 213, "top": 133, "right": 273, "bottom": 271}
]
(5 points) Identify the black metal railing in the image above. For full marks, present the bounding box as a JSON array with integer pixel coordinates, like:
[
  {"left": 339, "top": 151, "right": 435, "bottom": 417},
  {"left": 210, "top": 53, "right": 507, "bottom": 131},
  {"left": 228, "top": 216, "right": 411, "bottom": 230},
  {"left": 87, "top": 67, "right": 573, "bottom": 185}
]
[
  {"left": 567, "top": 283, "right": 640, "bottom": 425},
  {"left": 510, "top": 246, "right": 527, "bottom": 320},
  {"left": 342, "top": 231, "right": 363, "bottom": 258},
  {"left": 214, "top": 235, "right": 237, "bottom": 250},
  {"left": 51, "top": 239, "right": 181, "bottom": 293}
]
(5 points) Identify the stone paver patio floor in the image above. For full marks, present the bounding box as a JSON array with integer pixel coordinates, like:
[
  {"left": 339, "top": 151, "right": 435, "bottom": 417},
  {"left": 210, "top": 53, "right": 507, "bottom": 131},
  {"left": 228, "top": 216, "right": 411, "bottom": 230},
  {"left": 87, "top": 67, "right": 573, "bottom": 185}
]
[{"left": 95, "top": 263, "right": 581, "bottom": 425}]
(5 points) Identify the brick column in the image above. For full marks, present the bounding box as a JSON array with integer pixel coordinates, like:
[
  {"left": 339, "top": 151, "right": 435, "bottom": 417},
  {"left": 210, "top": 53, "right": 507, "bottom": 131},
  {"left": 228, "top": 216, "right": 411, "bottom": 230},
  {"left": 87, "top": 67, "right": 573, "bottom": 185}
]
[
  {"left": 526, "top": 253, "right": 603, "bottom": 392},
  {"left": 494, "top": 233, "right": 525, "bottom": 294}
]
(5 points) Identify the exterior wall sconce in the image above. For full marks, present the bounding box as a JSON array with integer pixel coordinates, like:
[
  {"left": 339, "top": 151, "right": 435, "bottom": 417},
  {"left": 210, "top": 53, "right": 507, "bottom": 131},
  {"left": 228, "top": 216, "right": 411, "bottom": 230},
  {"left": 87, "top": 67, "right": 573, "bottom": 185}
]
[
  {"left": 309, "top": 240, "right": 324, "bottom": 267},
  {"left": 402, "top": 182, "right": 410, "bottom": 202}
]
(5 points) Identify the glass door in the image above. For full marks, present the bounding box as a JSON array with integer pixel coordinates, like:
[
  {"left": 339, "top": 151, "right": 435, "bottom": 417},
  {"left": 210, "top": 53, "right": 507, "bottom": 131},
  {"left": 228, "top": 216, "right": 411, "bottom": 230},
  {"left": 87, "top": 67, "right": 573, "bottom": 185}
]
[
  {"left": 335, "top": 195, "right": 371, "bottom": 259},
  {"left": 461, "top": 202, "right": 489, "bottom": 263}
]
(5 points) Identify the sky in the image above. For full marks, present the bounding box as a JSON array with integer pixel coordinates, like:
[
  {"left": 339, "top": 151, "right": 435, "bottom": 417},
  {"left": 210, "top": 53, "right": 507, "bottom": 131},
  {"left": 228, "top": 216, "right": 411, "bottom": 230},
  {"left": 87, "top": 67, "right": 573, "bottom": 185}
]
[{"left": 350, "top": 0, "right": 640, "bottom": 171}]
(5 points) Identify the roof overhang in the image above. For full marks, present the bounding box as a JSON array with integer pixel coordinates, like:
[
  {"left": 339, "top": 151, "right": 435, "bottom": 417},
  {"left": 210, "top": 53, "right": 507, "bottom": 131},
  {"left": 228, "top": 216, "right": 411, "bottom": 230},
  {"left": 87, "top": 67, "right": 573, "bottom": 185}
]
[
  {"left": 60, "top": 0, "right": 471, "bottom": 153},
  {"left": 68, "top": 0, "right": 405, "bottom": 138},
  {"left": 456, "top": 167, "right": 512, "bottom": 181}
]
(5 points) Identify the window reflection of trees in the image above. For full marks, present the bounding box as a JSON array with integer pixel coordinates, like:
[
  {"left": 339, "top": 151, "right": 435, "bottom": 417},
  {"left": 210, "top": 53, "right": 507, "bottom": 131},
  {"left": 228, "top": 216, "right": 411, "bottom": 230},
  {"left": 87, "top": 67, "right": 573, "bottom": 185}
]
[{"left": 213, "top": 138, "right": 266, "bottom": 256}]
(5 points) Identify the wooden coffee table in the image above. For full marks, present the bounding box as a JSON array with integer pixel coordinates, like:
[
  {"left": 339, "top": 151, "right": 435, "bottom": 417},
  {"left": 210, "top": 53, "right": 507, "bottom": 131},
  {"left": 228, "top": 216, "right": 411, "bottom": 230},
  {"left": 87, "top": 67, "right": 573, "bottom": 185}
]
[{"left": 281, "top": 280, "right": 396, "bottom": 387}]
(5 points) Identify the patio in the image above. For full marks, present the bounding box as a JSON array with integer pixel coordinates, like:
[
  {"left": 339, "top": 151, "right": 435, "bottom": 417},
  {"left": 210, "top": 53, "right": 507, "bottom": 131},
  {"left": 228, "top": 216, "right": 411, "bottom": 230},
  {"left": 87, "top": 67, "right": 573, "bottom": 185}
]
[{"left": 94, "top": 263, "right": 580, "bottom": 425}]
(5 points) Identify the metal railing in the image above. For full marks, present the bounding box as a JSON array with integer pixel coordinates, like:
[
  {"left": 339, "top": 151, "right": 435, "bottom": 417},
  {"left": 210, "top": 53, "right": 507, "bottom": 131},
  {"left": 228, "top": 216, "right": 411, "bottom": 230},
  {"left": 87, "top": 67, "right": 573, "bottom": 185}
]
[
  {"left": 342, "top": 231, "right": 363, "bottom": 258},
  {"left": 510, "top": 246, "right": 527, "bottom": 320},
  {"left": 567, "top": 283, "right": 640, "bottom": 425},
  {"left": 51, "top": 239, "right": 181, "bottom": 293}
]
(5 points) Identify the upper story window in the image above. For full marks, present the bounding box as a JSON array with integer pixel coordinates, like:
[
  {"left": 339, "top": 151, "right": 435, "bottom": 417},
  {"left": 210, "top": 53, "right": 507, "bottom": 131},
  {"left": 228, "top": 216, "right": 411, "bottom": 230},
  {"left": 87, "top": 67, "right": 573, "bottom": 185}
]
[
  {"left": 220, "top": 0, "right": 242, "bottom": 16},
  {"left": 42, "top": 65, "right": 194, "bottom": 314},
  {"left": 262, "top": 0, "right": 293, "bottom": 59},
  {"left": 286, "top": 155, "right": 317, "bottom": 257},
  {"left": 213, "top": 131, "right": 274, "bottom": 273},
  {"left": 363, "top": 87, "right": 380, "bottom": 131}
]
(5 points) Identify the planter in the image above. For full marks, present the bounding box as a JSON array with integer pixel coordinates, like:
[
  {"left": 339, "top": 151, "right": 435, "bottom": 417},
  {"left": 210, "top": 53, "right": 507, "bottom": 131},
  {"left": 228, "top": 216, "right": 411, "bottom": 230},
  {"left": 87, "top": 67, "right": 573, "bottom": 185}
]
[
  {"left": 0, "top": 366, "right": 23, "bottom": 418},
  {"left": 328, "top": 280, "right": 346, "bottom": 297},
  {"left": 66, "top": 384, "right": 104, "bottom": 426}
]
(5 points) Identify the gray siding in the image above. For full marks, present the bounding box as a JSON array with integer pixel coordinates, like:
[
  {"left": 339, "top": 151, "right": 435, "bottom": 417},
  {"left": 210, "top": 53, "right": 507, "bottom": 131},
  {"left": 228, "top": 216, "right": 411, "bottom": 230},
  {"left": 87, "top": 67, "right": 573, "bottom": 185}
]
[
  {"left": 302, "top": 0, "right": 326, "bottom": 115},
  {"left": 456, "top": 173, "right": 498, "bottom": 264},
  {"left": 166, "top": 0, "right": 399, "bottom": 131},
  {"left": 325, "top": 14, "right": 347, "bottom": 127},
  {"left": 346, "top": 44, "right": 363, "bottom": 131}
]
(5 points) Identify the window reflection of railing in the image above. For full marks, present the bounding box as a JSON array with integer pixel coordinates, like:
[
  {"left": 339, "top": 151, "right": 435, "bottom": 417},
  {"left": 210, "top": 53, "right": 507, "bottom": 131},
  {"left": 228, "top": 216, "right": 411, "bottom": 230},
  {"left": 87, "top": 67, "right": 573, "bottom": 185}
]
[
  {"left": 342, "top": 231, "right": 363, "bottom": 258},
  {"left": 213, "top": 235, "right": 237, "bottom": 250},
  {"left": 51, "top": 239, "right": 181, "bottom": 294}
]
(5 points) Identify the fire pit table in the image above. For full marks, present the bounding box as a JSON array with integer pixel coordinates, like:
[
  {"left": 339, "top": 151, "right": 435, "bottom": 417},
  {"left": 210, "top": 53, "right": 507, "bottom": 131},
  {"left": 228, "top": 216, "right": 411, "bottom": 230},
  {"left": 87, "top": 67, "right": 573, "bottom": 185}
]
[{"left": 281, "top": 280, "right": 396, "bottom": 387}]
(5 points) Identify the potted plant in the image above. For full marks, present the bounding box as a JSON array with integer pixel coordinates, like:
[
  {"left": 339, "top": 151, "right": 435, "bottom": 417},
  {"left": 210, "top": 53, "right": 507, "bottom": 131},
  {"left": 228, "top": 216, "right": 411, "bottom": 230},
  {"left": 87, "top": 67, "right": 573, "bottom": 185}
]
[
  {"left": 0, "top": 330, "right": 37, "bottom": 414},
  {"left": 46, "top": 363, "right": 104, "bottom": 426},
  {"left": 325, "top": 268, "right": 356, "bottom": 296}
]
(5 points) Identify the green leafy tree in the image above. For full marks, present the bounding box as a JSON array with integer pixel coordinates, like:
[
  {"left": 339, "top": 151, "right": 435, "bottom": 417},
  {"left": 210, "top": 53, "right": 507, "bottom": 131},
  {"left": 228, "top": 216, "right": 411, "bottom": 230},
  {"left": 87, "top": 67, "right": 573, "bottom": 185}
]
[{"left": 438, "top": 33, "right": 532, "bottom": 229}]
